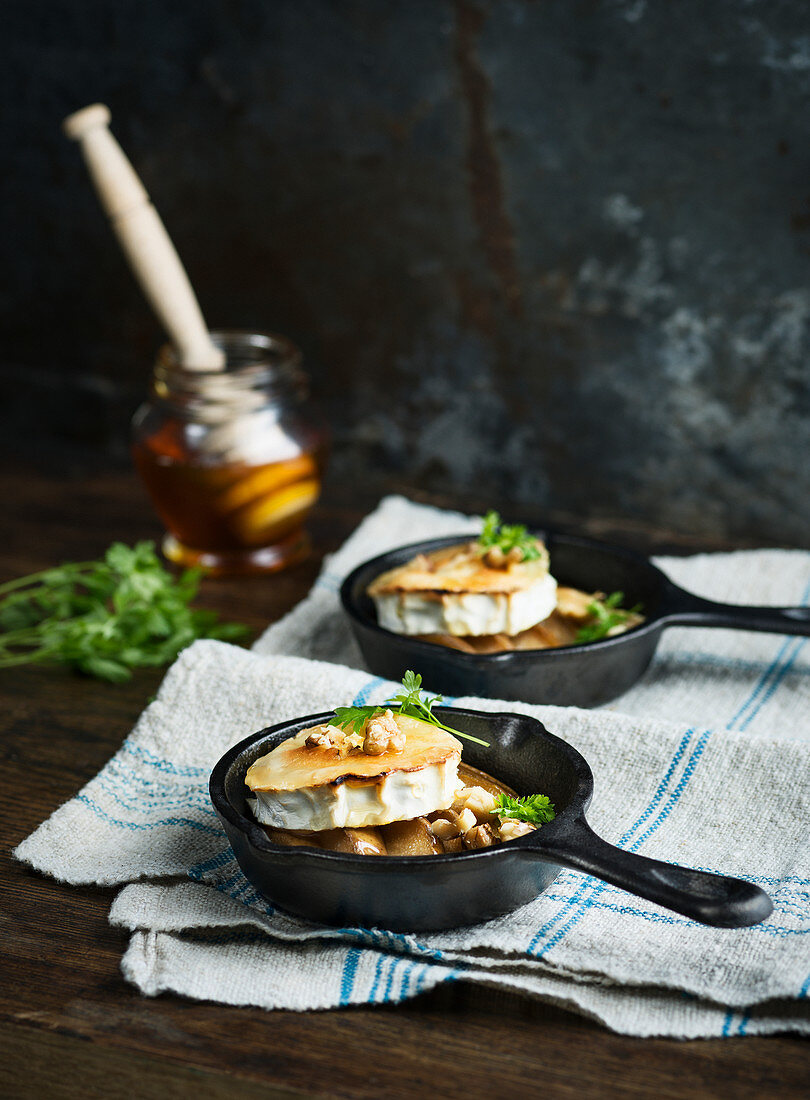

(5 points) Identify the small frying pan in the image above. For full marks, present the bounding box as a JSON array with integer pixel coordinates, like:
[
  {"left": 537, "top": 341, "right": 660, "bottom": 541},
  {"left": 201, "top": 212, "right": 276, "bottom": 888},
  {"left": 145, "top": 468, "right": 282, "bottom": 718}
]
[
  {"left": 209, "top": 707, "right": 773, "bottom": 932},
  {"left": 340, "top": 533, "right": 810, "bottom": 707}
]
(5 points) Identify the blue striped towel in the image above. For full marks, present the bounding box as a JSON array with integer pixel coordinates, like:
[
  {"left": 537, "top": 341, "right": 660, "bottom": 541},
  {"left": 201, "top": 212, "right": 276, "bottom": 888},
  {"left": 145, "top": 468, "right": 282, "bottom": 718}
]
[{"left": 14, "top": 496, "right": 810, "bottom": 1037}]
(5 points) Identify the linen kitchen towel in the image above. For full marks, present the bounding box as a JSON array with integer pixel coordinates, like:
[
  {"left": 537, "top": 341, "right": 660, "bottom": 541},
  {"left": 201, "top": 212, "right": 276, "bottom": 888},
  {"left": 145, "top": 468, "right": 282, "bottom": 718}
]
[{"left": 15, "top": 639, "right": 810, "bottom": 1038}]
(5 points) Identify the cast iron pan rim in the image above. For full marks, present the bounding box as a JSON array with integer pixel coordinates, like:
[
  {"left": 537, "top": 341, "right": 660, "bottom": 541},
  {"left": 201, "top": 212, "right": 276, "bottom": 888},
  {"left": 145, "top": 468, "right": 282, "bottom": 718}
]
[
  {"left": 339, "top": 532, "right": 667, "bottom": 665},
  {"left": 209, "top": 706, "right": 592, "bottom": 868}
]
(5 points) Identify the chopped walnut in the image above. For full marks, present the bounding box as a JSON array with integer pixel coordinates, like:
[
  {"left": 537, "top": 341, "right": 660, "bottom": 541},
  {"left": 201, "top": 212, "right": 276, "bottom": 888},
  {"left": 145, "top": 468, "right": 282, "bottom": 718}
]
[
  {"left": 304, "top": 724, "right": 343, "bottom": 751},
  {"left": 451, "top": 806, "right": 477, "bottom": 833},
  {"left": 431, "top": 804, "right": 530, "bottom": 852},
  {"left": 427, "top": 806, "right": 475, "bottom": 844},
  {"left": 428, "top": 815, "right": 461, "bottom": 842},
  {"left": 452, "top": 785, "right": 498, "bottom": 824},
  {"left": 363, "top": 709, "right": 406, "bottom": 755},
  {"left": 464, "top": 823, "right": 496, "bottom": 849},
  {"left": 484, "top": 545, "right": 529, "bottom": 569},
  {"left": 499, "top": 818, "right": 535, "bottom": 842},
  {"left": 484, "top": 546, "right": 506, "bottom": 568}
]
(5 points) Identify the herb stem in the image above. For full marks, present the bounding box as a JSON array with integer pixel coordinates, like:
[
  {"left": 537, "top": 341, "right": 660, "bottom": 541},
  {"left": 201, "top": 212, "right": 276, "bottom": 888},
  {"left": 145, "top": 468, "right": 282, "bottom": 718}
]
[
  {"left": 431, "top": 716, "right": 489, "bottom": 747},
  {"left": 0, "top": 646, "right": 60, "bottom": 667},
  {"left": 0, "top": 562, "right": 101, "bottom": 598}
]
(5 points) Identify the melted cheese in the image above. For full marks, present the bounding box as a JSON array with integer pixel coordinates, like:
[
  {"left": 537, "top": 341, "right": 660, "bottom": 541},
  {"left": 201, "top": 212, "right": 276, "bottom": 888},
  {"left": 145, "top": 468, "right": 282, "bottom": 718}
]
[
  {"left": 368, "top": 542, "right": 557, "bottom": 637},
  {"left": 245, "top": 714, "right": 463, "bottom": 830}
]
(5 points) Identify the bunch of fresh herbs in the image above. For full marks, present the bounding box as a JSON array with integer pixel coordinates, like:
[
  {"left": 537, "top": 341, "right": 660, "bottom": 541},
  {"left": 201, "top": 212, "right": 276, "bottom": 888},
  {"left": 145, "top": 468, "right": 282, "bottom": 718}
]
[{"left": 0, "top": 541, "right": 248, "bottom": 682}]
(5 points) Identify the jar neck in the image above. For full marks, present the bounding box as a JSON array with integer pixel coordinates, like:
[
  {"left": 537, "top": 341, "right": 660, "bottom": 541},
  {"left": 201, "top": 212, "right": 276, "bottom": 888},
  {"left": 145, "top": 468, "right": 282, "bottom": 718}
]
[{"left": 151, "top": 331, "right": 309, "bottom": 415}]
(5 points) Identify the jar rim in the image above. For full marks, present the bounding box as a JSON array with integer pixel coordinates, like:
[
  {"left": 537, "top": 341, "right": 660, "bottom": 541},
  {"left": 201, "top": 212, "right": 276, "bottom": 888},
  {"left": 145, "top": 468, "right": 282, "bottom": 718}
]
[
  {"left": 156, "top": 329, "right": 303, "bottom": 378},
  {"left": 153, "top": 330, "right": 308, "bottom": 405}
]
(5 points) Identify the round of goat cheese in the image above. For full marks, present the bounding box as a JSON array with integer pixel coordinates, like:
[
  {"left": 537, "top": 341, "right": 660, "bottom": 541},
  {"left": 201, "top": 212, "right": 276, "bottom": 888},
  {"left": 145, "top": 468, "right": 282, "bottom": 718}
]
[
  {"left": 245, "top": 714, "right": 463, "bottom": 831},
  {"left": 368, "top": 541, "right": 558, "bottom": 637}
]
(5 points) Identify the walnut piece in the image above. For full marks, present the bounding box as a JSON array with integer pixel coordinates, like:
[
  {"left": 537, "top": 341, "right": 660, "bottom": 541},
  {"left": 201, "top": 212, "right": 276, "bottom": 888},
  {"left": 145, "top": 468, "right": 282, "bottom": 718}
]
[
  {"left": 304, "top": 724, "right": 343, "bottom": 751},
  {"left": 484, "top": 545, "right": 527, "bottom": 569},
  {"left": 427, "top": 806, "right": 476, "bottom": 843},
  {"left": 484, "top": 546, "right": 506, "bottom": 568},
  {"left": 499, "top": 818, "right": 535, "bottom": 842},
  {"left": 452, "top": 785, "right": 498, "bottom": 823},
  {"left": 428, "top": 816, "right": 460, "bottom": 842},
  {"left": 464, "top": 823, "right": 496, "bottom": 849},
  {"left": 363, "top": 709, "right": 406, "bottom": 755}
]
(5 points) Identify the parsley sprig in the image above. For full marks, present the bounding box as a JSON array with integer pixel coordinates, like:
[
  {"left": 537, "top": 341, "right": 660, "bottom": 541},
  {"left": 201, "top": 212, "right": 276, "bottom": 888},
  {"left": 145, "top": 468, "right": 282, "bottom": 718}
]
[
  {"left": 574, "top": 590, "right": 642, "bottom": 644},
  {"left": 0, "top": 541, "right": 248, "bottom": 682},
  {"left": 477, "top": 510, "right": 544, "bottom": 563},
  {"left": 333, "top": 670, "right": 490, "bottom": 747},
  {"left": 493, "top": 792, "right": 556, "bottom": 826}
]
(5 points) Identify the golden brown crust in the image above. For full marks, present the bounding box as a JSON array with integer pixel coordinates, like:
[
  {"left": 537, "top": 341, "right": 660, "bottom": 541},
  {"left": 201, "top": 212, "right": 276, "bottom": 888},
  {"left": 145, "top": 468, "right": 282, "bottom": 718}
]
[
  {"left": 367, "top": 541, "right": 550, "bottom": 597},
  {"left": 245, "top": 713, "right": 462, "bottom": 793}
]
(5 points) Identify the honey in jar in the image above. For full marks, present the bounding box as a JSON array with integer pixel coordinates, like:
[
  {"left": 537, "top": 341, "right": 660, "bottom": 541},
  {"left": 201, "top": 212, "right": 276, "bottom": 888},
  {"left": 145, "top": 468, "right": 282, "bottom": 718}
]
[{"left": 132, "top": 331, "right": 328, "bottom": 575}]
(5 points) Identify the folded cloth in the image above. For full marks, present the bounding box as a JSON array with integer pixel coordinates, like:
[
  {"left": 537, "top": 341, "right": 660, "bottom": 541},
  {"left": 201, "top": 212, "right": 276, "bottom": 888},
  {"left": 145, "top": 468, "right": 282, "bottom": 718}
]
[
  {"left": 14, "top": 641, "right": 810, "bottom": 1038},
  {"left": 13, "top": 496, "right": 810, "bottom": 1037}
]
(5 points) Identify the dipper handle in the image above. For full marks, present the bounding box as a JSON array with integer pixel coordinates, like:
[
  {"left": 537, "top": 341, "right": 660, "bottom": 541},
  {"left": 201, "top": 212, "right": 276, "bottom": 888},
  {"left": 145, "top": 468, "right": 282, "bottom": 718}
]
[{"left": 63, "top": 104, "right": 224, "bottom": 370}]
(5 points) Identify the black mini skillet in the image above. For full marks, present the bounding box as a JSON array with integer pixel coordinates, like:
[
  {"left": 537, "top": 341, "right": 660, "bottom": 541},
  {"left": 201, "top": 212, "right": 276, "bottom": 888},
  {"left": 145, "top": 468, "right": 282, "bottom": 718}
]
[
  {"left": 209, "top": 707, "right": 773, "bottom": 933},
  {"left": 340, "top": 533, "right": 810, "bottom": 707}
]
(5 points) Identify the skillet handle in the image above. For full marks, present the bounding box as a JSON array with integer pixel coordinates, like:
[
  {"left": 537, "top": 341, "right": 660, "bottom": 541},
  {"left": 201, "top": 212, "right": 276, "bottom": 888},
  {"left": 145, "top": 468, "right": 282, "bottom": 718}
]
[
  {"left": 659, "top": 582, "right": 810, "bottom": 636},
  {"left": 527, "top": 815, "right": 773, "bottom": 928}
]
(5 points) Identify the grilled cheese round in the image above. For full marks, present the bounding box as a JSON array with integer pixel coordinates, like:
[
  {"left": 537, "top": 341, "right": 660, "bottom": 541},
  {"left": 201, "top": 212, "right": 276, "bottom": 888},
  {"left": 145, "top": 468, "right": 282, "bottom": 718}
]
[
  {"left": 368, "top": 541, "right": 557, "bottom": 637},
  {"left": 245, "top": 713, "right": 463, "bottom": 831}
]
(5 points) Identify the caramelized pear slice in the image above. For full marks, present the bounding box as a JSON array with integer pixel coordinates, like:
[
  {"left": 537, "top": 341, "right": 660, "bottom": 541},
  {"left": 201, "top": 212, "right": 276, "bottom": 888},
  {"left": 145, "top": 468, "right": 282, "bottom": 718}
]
[
  {"left": 316, "top": 826, "right": 387, "bottom": 855},
  {"left": 380, "top": 817, "right": 440, "bottom": 856}
]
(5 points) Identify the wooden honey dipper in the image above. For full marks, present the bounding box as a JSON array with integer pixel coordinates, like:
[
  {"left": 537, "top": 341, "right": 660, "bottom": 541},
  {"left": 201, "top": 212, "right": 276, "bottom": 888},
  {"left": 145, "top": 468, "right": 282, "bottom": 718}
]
[
  {"left": 64, "top": 104, "right": 225, "bottom": 372},
  {"left": 63, "top": 104, "right": 277, "bottom": 462}
]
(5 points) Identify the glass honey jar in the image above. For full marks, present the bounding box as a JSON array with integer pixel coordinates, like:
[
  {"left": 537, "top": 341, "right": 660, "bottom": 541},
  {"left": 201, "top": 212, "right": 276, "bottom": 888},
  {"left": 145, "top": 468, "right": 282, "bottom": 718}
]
[{"left": 131, "top": 331, "right": 328, "bottom": 575}]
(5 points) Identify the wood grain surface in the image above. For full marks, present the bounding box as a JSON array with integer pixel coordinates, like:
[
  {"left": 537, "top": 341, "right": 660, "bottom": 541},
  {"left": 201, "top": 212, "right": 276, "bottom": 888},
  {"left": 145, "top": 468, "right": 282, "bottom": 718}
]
[{"left": 1, "top": 464, "right": 806, "bottom": 1099}]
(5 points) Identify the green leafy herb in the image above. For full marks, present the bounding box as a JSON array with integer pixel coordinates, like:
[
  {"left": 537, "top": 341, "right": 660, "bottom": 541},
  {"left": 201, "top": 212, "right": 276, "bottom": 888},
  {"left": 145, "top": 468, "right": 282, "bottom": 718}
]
[
  {"left": 477, "top": 510, "right": 544, "bottom": 563},
  {"left": 493, "top": 792, "right": 556, "bottom": 826},
  {"left": 574, "top": 590, "right": 643, "bottom": 644},
  {"left": 0, "top": 541, "right": 249, "bottom": 682},
  {"left": 333, "top": 670, "right": 490, "bottom": 747},
  {"left": 330, "top": 704, "right": 377, "bottom": 734}
]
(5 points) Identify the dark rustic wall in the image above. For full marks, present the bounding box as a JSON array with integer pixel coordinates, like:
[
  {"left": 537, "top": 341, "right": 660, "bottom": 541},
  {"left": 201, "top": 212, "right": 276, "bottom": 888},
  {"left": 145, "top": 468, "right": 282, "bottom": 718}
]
[{"left": 4, "top": 0, "right": 810, "bottom": 544}]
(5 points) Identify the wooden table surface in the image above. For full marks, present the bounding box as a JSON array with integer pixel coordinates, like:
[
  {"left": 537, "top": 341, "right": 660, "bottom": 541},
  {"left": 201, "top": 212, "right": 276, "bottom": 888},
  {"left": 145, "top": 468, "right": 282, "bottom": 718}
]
[{"left": 1, "top": 464, "right": 807, "bottom": 1099}]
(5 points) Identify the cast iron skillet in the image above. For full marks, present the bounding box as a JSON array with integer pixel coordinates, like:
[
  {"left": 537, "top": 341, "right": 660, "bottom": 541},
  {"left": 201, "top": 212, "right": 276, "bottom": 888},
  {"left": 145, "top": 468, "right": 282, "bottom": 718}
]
[
  {"left": 210, "top": 707, "right": 773, "bottom": 932},
  {"left": 340, "top": 532, "right": 810, "bottom": 707}
]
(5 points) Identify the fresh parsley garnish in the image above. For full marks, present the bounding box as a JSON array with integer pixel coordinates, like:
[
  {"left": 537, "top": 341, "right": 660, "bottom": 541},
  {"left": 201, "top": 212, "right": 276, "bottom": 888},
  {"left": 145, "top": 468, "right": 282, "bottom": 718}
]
[
  {"left": 333, "top": 670, "right": 490, "bottom": 747},
  {"left": 477, "top": 510, "right": 544, "bottom": 563},
  {"left": 0, "top": 541, "right": 249, "bottom": 682},
  {"left": 329, "top": 705, "right": 376, "bottom": 734},
  {"left": 493, "top": 792, "right": 556, "bottom": 826},
  {"left": 574, "top": 590, "right": 643, "bottom": 644}
]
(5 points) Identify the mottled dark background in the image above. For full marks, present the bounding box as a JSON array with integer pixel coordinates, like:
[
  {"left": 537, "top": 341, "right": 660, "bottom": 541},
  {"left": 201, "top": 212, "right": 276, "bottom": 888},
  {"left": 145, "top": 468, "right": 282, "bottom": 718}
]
[{"left": 4, "top": 0, "right": 809, "bottom": 544}]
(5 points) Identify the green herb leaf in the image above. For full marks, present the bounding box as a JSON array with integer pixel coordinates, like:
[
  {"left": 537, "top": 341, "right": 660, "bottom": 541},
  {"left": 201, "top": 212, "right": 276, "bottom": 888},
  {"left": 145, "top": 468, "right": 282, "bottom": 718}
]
[
  {"left": 493, "top": 792, "right": 556, "bottom": 826},
  {"left": 0, "top": 542, "right": 250, "bottom": 680},
  {"left": 574, "top": 591, "right": 643, "bottom": 644},
  {"left": 332, "top": 670, "right": 490, "bottom": 747},
  {"left": 477, "top": 510, "right": 545, "bottom": 564},
  {"left": 332, "top": 704, "right": 378, "bottom": 732}
]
